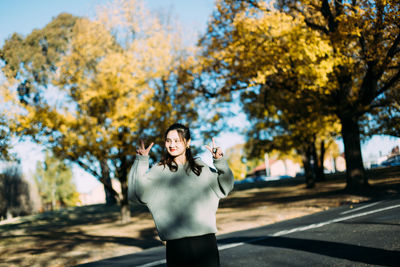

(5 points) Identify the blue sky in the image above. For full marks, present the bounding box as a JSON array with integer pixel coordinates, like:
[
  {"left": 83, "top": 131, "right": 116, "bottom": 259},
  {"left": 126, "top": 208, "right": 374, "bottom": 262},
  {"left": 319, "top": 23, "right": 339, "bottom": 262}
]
[
  {"left": 1, "top": 0, "right": 399, "bottom": 192},
  {"left": 0, "top": 0, "right": 216, "bottom": 46}
]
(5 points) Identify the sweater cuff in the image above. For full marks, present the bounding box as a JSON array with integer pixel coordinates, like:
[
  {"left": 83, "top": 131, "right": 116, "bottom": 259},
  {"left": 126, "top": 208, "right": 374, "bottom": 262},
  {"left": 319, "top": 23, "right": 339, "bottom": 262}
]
[
  {"left": 136, "top": 155, "right": 149, "bottom": 161},
  {"left": 213, "top": 157, "right": 227, "bottom": 164}
]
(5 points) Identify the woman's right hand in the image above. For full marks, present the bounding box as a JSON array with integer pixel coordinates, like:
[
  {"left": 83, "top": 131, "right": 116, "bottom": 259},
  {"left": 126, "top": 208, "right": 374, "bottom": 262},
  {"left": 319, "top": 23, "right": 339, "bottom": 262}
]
[{"left": 136, "top": 140, "right": 154, "bottom": 156}]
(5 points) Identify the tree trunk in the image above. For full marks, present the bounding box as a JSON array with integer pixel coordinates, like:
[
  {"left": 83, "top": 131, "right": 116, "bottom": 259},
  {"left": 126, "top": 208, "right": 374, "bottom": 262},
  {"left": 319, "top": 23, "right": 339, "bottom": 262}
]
[
  {"left": 340, "top": 116, "right": 368, "bottom": 189},
  {"left": 317, "top": 140, "right": 326, "bottom": 181},
  {"left": 100, "top": 160, "right": 117, "bottom": 205},
  {"left": 118, "top": 157, "right": 130, "bottom": 223},
  {"left": 311, "top": 140, "right": 323, "bottom": 182},
  {"left": 302, "top": 145, "right": 315, "bottom": 188}
]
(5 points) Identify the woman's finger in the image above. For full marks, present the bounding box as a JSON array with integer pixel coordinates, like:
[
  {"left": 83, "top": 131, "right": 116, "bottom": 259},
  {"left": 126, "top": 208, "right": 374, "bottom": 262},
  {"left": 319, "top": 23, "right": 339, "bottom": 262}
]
[
  {"left": 140, "top": 140, "right": 145, "bottom": 150},
  {"left": 212, "top": 138, "right": 216, "bottom": 148},
  {"left": 204, "top": 145, "right": 212, "bottom": 153},
  {"left": 146, "top": 142, "right": 154, "bottom": 152}
]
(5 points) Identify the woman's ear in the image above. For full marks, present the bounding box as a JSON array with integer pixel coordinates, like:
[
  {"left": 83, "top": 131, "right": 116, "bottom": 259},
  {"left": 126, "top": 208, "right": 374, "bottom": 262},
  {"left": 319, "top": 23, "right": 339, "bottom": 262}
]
[{"left": 186, "top": 139, "right": 191, "bottom": 148}]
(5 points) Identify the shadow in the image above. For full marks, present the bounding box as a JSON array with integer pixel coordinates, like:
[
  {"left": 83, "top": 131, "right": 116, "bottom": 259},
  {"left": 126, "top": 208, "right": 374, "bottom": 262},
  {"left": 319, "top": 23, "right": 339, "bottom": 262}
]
[
  {"left": 221, "top": 176, "right": 400, "bottom": 211},
  {"left": 218, "top": 235, "right": 400, "bottom": 266},
  {"left": 0, "top": 204, "right": 163, "bottom": 267},
  {"left": 338, "top": 220, "right": 400, "bottom": 227},
  {"left": 2, "top": 168, "right": 399, "bottom": 266},
  {"left": 0, "top": 204, "right": 121, "bottom": 234},
  {"left": 219, "top": 187, "right": 350, "bottom": 210}
]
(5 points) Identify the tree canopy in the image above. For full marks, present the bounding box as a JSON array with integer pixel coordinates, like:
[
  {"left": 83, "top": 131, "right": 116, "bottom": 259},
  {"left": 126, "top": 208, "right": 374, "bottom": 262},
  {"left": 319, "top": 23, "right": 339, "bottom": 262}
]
[
  {"left": 197, "top": 0, "right": 400, "bottom": 189},
  {"left": 0, "top": 0, "right": 203, "bottom": 221}
]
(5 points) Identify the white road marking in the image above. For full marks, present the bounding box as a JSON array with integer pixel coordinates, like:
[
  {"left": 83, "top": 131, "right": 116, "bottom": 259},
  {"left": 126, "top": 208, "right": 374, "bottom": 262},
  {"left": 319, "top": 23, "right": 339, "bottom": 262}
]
[
  {"left": 136, "top": 202, "right": 400, "bottom": 266},
  {"left": 219, "top": 202, "right": 400, "bottom": 250},
  {"left": 340, "top": 201, "right": 383, "bottom": 215},
  {"left": 136, "top": 259, "right": 166, "bottom": 267},
  {"left": 271, "top": 203, "right": 400, "bottom": 236}
]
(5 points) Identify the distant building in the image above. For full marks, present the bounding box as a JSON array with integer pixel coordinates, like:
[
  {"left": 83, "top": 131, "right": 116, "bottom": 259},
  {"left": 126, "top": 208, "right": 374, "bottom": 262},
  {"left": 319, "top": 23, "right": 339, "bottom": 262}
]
[
  {"left": 248, "top": 153, "right": 346, "bottom": 178},
  {"left": 247, "top": 158, "right": 301, "bottom": 178},
  {"left": 323, "top": 153, "right": 346, "bottom": 172}
]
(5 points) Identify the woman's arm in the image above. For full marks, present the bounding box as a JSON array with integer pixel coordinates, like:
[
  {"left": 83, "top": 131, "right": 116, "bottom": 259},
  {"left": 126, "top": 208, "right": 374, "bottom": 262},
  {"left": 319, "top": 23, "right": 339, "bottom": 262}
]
[
  {"left": 127, "top": 155, "right": 151, "bottom": 204},
  {"left": 205, "top": 138, "right": 234, "bottom": 197},
  {"left": 127, "top": 140, "right": 154, "bottom": 204},
  {"left": 212, "top": 157, "right": 234, "bottom": 197}
]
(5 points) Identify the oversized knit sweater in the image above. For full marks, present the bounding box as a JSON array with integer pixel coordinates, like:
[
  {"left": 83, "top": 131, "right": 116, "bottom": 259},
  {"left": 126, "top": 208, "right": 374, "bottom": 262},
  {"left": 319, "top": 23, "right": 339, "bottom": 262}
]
[{"left": 127, "top": 155, "right": 234, "bottom": 241}]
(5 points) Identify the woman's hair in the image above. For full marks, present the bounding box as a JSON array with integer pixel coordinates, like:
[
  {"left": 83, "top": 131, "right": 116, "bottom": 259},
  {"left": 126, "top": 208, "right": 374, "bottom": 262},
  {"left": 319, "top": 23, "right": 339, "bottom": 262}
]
[{"left": 159, "top": 123, "right": 203, "bottom": 176}]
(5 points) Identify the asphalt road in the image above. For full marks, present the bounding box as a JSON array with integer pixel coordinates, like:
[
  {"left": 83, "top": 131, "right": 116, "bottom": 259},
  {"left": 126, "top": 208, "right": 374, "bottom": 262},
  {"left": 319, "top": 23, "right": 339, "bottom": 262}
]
[{"left": 77, "top": 195, "right": 400, "bottom": 267}]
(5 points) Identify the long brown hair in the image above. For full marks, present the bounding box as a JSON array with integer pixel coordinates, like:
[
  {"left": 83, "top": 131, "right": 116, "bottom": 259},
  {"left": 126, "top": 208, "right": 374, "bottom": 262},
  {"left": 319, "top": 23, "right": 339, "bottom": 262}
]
[{"left": 159, "top": 123, "right": 203, "bottom": 176}]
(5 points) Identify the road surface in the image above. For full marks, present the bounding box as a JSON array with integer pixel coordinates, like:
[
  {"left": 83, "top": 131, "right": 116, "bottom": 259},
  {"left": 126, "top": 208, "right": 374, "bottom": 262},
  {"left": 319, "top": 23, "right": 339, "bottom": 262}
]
[{"left": 77, "top": 195, "right": 400, "bottom": 267}]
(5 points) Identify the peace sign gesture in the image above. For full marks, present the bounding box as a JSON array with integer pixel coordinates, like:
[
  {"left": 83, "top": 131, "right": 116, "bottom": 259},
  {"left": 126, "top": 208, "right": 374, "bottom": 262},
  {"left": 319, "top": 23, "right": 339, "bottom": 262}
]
[
  {"left": 205, "top": 138, "right": 224, "bottom": 159},
  {"left": 136, "top": 140, "right": 154, "bottom": 156}
]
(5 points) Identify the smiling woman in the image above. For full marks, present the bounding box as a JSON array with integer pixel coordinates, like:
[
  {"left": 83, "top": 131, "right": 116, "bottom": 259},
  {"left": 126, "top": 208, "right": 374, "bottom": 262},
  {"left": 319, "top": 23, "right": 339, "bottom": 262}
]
[{"left": 128, "top": 122, "right": 234, "bottom": 266}]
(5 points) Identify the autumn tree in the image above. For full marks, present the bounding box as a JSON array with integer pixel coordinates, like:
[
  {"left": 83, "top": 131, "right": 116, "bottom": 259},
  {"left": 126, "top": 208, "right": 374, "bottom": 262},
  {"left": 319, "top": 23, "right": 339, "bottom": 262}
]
[
  {"left": 198, "top": 0, "right": 400, "bottom": 190},
  {"left": 225, "top": 144, "right": 247, "bottom": 180},
  {"left": 0, "top": 0, "right": 202, "bottom": 221},
  {"left": 197, "top": 1, "right": 341, "bottom": 187},
  {"left": 34, "top": 152, "right": 79, "bottom": 210},
  {"left": 270, "top": 0, "right": 399, "bottom": 187}
]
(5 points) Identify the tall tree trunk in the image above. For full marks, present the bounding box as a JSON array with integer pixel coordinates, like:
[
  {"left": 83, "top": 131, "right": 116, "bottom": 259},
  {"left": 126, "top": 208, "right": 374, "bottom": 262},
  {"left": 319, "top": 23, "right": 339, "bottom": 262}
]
[
  {"left": 310, "top": 140, "right": 322, "bottom": 181},
  {"left": 100, "top": 160, "right": 117, "bottom": 205},
  {"left": 340, "top": 115, "right": 368, "bottom": 189},
  {"left": 118, "top": 157, "right": 130, "bottom": 223},
  {"left": 317, "top": 140, "right": 326, "bottom": 181},
  {"left": 302, "top": 145, "right": 315, "bottom": 188},
  {"left": 120, "top": 186, "right": 130, "bottom": 223}
]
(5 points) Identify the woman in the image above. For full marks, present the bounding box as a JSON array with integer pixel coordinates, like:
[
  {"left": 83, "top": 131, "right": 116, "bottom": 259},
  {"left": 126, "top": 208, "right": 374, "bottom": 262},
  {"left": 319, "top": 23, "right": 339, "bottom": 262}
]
[{"left": 128, "top": 123, "right": 234, "bottom": 267}]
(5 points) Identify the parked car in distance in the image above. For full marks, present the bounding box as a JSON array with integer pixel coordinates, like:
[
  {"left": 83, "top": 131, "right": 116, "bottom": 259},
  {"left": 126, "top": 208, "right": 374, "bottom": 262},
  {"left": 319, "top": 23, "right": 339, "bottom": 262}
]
[
  {"left": 234, "top": 177, "right": 255, "bottom": 185},
  {"left": 381, "top": 155, "right": 400, "bottom": 167},
  {"left": 234, "top": 175, "right": 294, "bottom": 185}
]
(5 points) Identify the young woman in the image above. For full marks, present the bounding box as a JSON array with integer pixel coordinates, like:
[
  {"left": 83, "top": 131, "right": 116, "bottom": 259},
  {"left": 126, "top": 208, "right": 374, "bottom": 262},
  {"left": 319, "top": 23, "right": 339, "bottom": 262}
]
[{"left": 128, "top": 123, "right": 234, "bottom": 267}]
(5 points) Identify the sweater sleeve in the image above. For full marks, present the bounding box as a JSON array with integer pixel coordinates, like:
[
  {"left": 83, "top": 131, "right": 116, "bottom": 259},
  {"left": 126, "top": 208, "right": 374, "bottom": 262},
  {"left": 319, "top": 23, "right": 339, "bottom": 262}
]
[
  {"left": 211, "top": 157, "right": 234, "bottom": 198},
  {"left": 127, "top": 155, "right": 151, "bottom": 204}
]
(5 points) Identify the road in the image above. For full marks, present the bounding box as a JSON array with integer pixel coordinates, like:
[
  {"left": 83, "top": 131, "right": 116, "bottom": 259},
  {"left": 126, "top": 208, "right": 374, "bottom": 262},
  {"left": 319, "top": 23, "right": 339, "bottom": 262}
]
[{"left": 77, "top": 195, "right": 400, "bottom": 267}]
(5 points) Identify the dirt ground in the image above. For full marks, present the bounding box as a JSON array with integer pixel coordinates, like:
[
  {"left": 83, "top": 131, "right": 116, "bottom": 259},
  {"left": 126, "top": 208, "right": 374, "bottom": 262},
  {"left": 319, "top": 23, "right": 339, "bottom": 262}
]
[{"left": 1, "top": 175, "right": 399, "bottom": 267}]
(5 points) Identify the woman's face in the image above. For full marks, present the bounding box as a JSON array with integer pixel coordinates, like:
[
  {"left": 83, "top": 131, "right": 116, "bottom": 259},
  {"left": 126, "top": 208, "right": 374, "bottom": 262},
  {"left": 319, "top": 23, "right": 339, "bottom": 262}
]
[{"left": 165, "top": 130, "right": 189, "bottom": 158}]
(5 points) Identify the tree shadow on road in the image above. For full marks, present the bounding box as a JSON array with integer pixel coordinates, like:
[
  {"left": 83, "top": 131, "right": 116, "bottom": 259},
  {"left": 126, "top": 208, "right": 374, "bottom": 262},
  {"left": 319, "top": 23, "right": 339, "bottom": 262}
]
[
  {"left": 221, "top": 176, "right": 400, "bottom": 211},
  {"left": 0, "top": 204, "right": 163, "bottom": 267},
  {"left": 218, "top": 235, "right": 400, "bottom": 266}
]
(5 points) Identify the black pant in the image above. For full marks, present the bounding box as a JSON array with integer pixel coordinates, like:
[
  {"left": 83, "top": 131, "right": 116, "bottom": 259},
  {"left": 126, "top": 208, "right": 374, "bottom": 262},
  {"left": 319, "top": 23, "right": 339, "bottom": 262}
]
[{"left": 166, "top": 233, "right": 220, "bottom": 267}]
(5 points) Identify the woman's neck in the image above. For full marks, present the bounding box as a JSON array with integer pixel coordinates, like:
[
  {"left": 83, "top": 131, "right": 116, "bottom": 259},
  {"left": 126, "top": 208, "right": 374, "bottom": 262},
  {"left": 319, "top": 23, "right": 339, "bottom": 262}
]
[{"left": 174, "top": 154, "right": 187, "bottom": 165}]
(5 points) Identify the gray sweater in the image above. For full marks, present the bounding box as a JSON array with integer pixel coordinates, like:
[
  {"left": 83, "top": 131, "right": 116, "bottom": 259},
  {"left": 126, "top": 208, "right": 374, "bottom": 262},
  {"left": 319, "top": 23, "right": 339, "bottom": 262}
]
[{"left": 128, "top": 155, "right": 234, "bottom": 241}]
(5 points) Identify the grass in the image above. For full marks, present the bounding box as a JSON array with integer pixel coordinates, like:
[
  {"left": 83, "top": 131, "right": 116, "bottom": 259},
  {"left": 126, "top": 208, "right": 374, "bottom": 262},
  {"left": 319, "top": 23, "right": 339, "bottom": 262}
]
[{"left": 1, "top": 167, "right": 399, "bottom": 267}]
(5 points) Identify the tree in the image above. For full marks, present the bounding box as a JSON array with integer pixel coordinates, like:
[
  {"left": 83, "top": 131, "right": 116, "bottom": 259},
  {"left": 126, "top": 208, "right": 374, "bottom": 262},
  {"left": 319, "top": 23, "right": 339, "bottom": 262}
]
[
  {"left": 225, "top": 144, "right": 247, "bottom": 180},
  {"left": 0, "top": 165, "right": 33, "bottom": 220},
  {"left": 198, "top": 0, "right": 341, "bottom": 187},
  {"left": 270, "top": 0, "right": 400, "bottom": 188},
  {"left": 1, "top": 0, "right": 203, "bottom": 221},
  {"left": 0, "top": 115, "right": 13, "bottom": 160},
  {"left": 34, "top": 152, "right": 78, "bottom": 210},
  {"left": 198, "top": 0, "right": 400, "bottom": 190}
]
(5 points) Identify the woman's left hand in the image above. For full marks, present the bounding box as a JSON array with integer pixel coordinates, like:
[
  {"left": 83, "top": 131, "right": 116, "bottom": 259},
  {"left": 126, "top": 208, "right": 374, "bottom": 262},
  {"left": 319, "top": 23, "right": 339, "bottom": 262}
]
[{"left": 205, "top": 138, "right": 224, "bottom": 159}]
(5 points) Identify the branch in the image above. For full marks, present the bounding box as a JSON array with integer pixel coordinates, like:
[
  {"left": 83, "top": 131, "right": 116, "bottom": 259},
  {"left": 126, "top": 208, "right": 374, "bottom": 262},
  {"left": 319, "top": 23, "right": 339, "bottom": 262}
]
[
  {"left": 369, "top": 98, "right": 395, "bottom": 110},
  {"left": 377, "top": 68, "right": 400, "bottom": 96},
  {"left": 321, "top": 0, "right": 337, "bottom": 32},
  {"left": 334, "top": 0, "right": 344, "bottom": 17},
  {"left": 304, "top": 18, "right": 330, "bottom": 35},
  {"left": 382, "top": 32, "right": 400, "bottom": 71},
  {"left": 76, "top": 160, "right": 101, "bottom": 179},
  {"left": 240, "top": 0, "right": 271, "bottom": 12}
]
